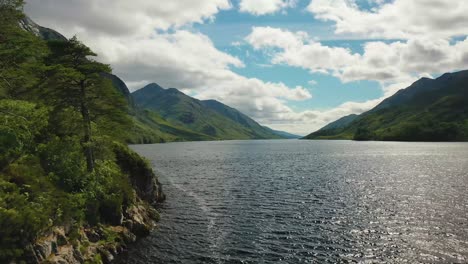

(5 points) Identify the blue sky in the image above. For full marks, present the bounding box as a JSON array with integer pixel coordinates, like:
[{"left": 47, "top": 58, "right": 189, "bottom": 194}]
[
  {"left": 25, "top": 0, "right": 468, "bottom": 135},
  {"left": 195, "top": 0, "right": 385, "bottom": 110}
]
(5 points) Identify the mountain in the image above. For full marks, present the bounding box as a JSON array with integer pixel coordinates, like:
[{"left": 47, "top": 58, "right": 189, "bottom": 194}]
[
  {"left": 305, "top": 114, "right": 359, "bottom": 140},
  {"left": 92, "top": 77, "right": 211, "bottom": 143},
  {"left": 101, "top": 72, "right": 135, "bottom": 107},
  {"left": 132, "top": 83, "right": 284, "bottom": 140},
  {"left": 263, "top": 127, "right": 301, "bottom": 139},
  {"left": 304, "top": 70, "right": 468, "bottom": 141},
  {"left": 320, "top": 114, "right": 359, "bottom": 131},
  {"left": 20, "top": 16, "right": 67, "bottom": 41}
]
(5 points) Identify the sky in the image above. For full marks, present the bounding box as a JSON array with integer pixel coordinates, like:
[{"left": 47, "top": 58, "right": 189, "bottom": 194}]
[{"left": 25, "top": 0, "right": 468, "bottom": 135}]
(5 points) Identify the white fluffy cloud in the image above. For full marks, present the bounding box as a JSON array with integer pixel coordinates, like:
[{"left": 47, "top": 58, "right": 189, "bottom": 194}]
[
  {"left": 25, "top": 0, "right": 232, "bottom": 36},
  {"left": 239, "top": 0, "right": 297, "bottom": 15},
  {"left": 247, "top": 27, "right": 359, "bottom": 73},
  {"left": 246, "top": 26, "right": 468, "bottom": 85},
  {"left": 271, "top": 98, "right": 382, "bottom": 135},
  {"left": 307, "top": 0, "right": 468, "bottom": 39}
]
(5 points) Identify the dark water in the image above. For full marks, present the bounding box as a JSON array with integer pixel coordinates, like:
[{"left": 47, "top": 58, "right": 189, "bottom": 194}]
[{"left": 122, "top": 140, "right": 468, "bottom": 263}]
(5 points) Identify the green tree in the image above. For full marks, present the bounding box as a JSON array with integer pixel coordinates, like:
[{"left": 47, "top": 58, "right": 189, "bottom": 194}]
[
  {"left": 0, "top": 100, "right": 48, "bottom": 170},
  {"left": 43, "top": 37, "right": 129, "bottom": 171},
  {"left": 0, "top": 0, "right": 23, "bottom": 27},
  {"left": 0, "top": 0, "right": 48, "bottom": 99}
]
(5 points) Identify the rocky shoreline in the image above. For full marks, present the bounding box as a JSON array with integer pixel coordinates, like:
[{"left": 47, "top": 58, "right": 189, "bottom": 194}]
[
  {"left": 27, "top": 198, "right": 160, "bottom": 264},
  {"left": 21, "top": 144, "right": 166, "bottom": 264}
]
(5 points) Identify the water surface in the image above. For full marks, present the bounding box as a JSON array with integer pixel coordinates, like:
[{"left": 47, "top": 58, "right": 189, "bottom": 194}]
[{"left": 122, "top": 140, "right": 468, "bottom": 263}]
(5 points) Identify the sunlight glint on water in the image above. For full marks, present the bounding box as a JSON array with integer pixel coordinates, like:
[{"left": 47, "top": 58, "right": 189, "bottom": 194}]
[{"left": 120, "top": 140, "right": 468, "bottom": 264}]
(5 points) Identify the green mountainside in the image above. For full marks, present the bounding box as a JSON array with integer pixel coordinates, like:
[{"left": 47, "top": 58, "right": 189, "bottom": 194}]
[
  {"left": 319, "top": 114, "right": 359, "bottom": 131},
  {"left": 131, "top": 83, "right": 284, "bottom": 140},
  {"left": 304, "top": 70, "right": 468, "bottom": 141},
  {"left": 96, "top": 75, "right": 210, "bottom": 143}
]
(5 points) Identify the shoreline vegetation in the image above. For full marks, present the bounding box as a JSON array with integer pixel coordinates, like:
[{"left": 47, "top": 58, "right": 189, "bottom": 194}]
[{"left": 0, "top": 1, "right": 165, "bottom": 263}]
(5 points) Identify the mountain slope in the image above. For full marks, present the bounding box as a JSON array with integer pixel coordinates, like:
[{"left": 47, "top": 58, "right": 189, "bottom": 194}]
[
  {"left": 93, "top": 78, "right": 212, "bottom": 143},
  {"left": 20, "top": 16, "right": 67, "bottom": 41},
  {"left": 201, "top": 99, "right": 293, "bottom": 139},
  {"left": 132, "top": 84, "right": 284, "bottom": 140},
  {"left": 263, "top": 127, "right": 301, "bottom": 139},
  {"left": 304, "top": 70, "right": 468, "bottom": 141},
  {"left": 320, "top": 114, "right": 359, "bottom": 131},
  {"left": 305, "top": 114, "right": 359, "bottom": 140}
]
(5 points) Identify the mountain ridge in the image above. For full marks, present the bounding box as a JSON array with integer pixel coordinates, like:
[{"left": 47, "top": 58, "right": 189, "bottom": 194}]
[
  {"left": 131, "top": 83, "right": 286, "bottom": 140},
  {"left": 304, "top": 70, "right": 468, "bottom": 141}
]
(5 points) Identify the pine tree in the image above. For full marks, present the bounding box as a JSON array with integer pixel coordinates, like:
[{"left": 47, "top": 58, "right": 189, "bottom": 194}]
[{"left": 44, "top": 38, "right": 129, "bottom": 172}]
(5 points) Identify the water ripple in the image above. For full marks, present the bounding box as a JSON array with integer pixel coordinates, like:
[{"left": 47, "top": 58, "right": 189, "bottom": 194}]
[{"left": 118, "top": 140, "right": 468, "bottom": 264}]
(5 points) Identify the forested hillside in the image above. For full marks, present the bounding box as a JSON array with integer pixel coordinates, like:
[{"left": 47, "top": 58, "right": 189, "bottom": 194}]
[
  {"left": 0, "top": 1, "right": 164, "bottom": 262},
  {"left": 304, "top": 71, "right": 468, "bottom": 141}
]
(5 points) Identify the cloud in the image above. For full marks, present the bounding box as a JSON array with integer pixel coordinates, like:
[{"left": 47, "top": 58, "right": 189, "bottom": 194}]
[
  {"left": 25, "top": 0, "right": 232, "bottom": 36},
  {"left": 265, "top": 76, "right": 417, "bottom": 135},
  {"left": 246, "top": 26, "right": 468, "bottom": 85},
  {"left": 259, "top": 96, "right": 383, "bottom": 135},
  {"left": 239, "top": 0, "right": 297, "bottom": 15},
  {"left": 307, "top": 0, "right": 468, "bottom": 39},
  {"left": 246, "top": 26, "right": 359, "bottom": 73}
]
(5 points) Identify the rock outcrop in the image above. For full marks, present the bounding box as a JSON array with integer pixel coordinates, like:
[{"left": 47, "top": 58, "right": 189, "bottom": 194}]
[
  {"left": 26, "top": 198, "right": 159, "bottom": 264},
  {"left": 22, "top": 144, "right": 165, "bottom": 264}
]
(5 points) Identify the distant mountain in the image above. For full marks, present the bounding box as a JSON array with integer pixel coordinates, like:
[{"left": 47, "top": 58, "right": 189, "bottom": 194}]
[
  {"left": 304, "top": 70, "right": 468, "bottom": 141},
  {"left": 263, "top": 127, "right": 301, "bottom": 139},
  {"left": 201, "top": 99, "right": 294, "bottom": 139},
  {"left": 132, "top": 84, "right": 284, "bottom": 140}
]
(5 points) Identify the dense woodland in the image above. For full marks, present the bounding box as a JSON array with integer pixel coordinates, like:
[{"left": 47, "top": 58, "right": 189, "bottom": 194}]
[{"left": 0, "top": 1, "right": 163, "bottom": 261}]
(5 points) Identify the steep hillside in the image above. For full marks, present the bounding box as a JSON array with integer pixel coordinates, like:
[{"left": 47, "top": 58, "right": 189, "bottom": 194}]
[
  {"left": 1, "top": 6, "right": 165, "bottom": 263},
  {"left": 101, "top": 72, "right": 135, "bottom": 108},
  {"left": 132, "top": 84, "right": 284, "bottom": 140},
  {"left": 320, "top": 114, "right": 359, "bottom": 131},
  {"left": 304, "top": 70, "right": 468, "bottom": 141},
  {"left": 20, "top": 16, "right": 67, "bottom": 41},
  {"left": 97, "top": 73, "right": 211, "bottom": 143},
  {"left": 129, "top": 109, "right": 214, "bottom": 143}
]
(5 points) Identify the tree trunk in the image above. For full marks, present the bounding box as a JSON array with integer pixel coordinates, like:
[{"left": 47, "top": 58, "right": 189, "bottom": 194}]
[{"left": 80, "top": 82, "right": 94, "bottom": 172}]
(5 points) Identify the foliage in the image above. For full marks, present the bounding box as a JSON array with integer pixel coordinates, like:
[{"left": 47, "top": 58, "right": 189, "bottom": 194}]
[
  {"left": 0, "top": 100, "right": 48, "bottom": 169},
  {"left": 0, "top": 2, "right": 157, "bottom": 262}
]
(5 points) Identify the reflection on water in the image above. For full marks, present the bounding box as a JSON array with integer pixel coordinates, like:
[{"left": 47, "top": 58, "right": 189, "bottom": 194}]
[{"left": 120, "top": 140, "right": 468, "bottom": 263}]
